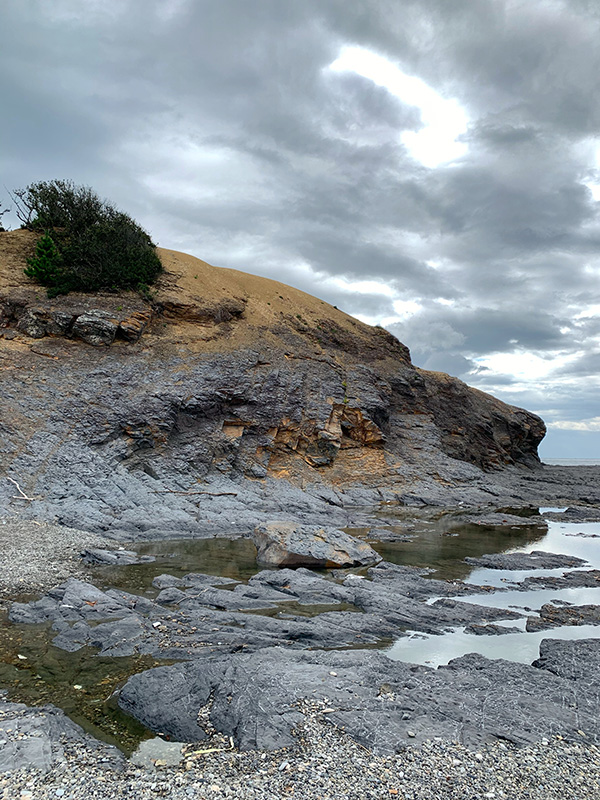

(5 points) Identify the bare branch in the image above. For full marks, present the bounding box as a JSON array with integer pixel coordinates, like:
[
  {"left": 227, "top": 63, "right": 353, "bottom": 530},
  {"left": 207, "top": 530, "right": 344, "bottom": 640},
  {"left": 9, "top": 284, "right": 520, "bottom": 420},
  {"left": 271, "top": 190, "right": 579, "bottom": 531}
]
[{"left": 7, "top": 477, "right": 34, "bottom": 501}]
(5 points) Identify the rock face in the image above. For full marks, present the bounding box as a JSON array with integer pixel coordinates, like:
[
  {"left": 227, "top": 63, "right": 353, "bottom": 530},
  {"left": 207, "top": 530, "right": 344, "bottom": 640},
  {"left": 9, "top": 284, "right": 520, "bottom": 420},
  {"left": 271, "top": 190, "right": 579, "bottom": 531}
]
[
  {"left": 0, "top": 229, "right": 549, "bottom": 537},
  {"left": 252, "top": 522, "right": 380, "bottom": 568},
  {"left": 118, "top": 639, "right": 600, "bottom": 752}
]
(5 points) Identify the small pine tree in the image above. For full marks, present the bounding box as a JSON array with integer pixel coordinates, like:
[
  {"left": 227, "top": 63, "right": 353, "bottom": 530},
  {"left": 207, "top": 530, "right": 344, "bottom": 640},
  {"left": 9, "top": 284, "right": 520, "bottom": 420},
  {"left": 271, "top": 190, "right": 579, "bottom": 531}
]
[{"left": 24, "top": 233, "right": 68, "bottom": 296}]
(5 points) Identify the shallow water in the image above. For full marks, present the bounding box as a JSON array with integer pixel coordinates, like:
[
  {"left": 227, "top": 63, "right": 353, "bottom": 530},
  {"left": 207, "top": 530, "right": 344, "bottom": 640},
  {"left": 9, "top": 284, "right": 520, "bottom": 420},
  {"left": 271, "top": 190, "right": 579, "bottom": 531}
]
[
  {"left": 94, "top": 537, "right": 261, "bottom": 596},
  {"left": 386, "top": 623, "right": 600, "bottom": 667},
  {"left": 347, "top": 514, "right": 549, "bottom": 582},
  {"left": 385, "top": 519, "right": 600, "bottom": 667},
  {"left": 0, "top": 612, "right": 166, "bottom": 753}
]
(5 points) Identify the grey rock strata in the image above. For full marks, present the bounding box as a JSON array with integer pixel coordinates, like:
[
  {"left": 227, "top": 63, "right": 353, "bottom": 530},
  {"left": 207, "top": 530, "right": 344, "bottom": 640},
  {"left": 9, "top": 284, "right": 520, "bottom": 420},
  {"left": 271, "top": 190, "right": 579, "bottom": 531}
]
[
  {"left": 465, "top": 550, "right": 587, "bottom": 570},
  {"left": 526, "top": 603, "right": 600, "bottom": 631},
  {"left": 118, "top": 639, "right": 600, "bottom": 752},
  {"left": 8, "top": 564, "right": 520, "bottom": 658}
]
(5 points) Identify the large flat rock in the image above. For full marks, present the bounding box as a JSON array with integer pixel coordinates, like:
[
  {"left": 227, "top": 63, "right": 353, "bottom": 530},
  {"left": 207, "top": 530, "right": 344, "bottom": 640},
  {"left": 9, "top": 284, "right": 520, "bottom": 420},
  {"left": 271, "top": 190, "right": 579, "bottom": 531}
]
[{"left": 118, "top": 639, "right": 600, "bottom": 753}]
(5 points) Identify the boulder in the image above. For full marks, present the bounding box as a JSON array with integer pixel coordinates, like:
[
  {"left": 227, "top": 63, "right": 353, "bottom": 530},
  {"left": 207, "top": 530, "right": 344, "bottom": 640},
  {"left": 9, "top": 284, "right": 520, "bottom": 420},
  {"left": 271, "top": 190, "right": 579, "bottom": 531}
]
[
  {"left": 252, "top": 521, "right": 381, "bottom": 568},
  {"left": 72, "top": 311, "right": 119, "bottom": 345}
]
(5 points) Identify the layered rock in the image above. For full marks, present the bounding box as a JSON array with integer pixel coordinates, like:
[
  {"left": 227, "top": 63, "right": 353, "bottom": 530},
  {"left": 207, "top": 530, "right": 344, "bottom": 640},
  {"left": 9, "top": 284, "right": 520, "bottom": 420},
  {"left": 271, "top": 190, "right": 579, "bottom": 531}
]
[
  {"left": 118, "top": 640, "right": 600, "bottom": 751},
  {"left": 0, "top": 229, "right": 547, "bottom": 536}
]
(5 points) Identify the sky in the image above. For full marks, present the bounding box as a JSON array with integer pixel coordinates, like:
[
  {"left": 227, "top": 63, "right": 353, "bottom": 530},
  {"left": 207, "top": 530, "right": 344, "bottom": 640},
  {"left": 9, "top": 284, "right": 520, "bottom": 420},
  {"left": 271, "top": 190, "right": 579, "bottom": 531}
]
[{"left": 1, "top": 0, "right": 599, "bottom": 460}]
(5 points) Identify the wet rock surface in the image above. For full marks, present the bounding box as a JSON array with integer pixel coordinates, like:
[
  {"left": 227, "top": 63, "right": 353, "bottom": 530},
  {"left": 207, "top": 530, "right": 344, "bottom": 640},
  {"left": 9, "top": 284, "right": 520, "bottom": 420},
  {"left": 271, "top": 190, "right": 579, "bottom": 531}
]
[
  {"left": 464, "top": 622, "right": 522, "bottom": 635},
  {"left": 526, "top": 603, "right": 600, "bottom": 631}
]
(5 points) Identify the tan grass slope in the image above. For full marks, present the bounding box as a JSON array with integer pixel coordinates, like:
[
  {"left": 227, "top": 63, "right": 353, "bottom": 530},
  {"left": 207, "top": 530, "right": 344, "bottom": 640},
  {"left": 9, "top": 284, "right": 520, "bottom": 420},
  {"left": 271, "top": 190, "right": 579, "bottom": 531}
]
[{"left": 0, "top": 228, "right": 411, "bottom": 365}]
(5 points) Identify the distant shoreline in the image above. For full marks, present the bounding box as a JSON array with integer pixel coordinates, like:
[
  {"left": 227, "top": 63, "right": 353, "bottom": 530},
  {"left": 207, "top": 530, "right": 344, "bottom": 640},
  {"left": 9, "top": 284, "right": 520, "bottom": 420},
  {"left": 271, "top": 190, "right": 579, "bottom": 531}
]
[{"left": 542, "top": 458, "right": 600, "bottom": 466}]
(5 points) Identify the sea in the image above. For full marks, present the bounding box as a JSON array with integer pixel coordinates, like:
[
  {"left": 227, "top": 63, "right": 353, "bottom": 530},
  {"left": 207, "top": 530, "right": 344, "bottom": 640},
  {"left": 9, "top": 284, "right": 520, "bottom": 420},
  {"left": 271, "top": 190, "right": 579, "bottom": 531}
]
[{"left": 543, "top": 458, "right": 600, "bottom": 466}]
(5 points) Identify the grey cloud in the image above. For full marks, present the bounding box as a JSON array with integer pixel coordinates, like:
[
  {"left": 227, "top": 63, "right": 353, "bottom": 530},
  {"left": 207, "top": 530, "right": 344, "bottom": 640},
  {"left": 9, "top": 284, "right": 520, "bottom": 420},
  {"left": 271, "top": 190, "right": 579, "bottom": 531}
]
[
  {"left": 2, "top": 0, "right": 600, "bottom": 456},
  {"left": 390, "top": 305, "right": 570, "bottom": 358},
  {"left": 554, "top": 351, "right": 600, "bottom": 379}
]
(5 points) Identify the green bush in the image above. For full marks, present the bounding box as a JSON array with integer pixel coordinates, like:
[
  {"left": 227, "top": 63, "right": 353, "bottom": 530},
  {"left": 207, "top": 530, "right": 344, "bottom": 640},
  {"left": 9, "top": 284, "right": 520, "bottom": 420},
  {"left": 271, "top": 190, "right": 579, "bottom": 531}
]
[{"left": 14, "top": 180, "right": 162, "bottom": 296}]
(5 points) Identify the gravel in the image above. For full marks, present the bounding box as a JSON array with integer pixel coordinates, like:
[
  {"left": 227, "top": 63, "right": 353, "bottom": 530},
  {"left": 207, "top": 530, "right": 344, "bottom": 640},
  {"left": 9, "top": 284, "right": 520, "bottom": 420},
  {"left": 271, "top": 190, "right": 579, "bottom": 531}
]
[
  {"left": 1, "top": 702, "right": 599, "bottom": 799},
  {"left": 0, "top": 519, "right": 104, "bottom": 605}
]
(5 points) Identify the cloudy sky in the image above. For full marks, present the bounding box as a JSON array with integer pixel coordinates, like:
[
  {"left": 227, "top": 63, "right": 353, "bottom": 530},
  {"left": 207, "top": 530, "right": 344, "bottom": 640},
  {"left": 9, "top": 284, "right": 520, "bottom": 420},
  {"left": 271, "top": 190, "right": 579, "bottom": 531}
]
[{"left": 2, "top": 0, "right": 599, "bottom": 459}]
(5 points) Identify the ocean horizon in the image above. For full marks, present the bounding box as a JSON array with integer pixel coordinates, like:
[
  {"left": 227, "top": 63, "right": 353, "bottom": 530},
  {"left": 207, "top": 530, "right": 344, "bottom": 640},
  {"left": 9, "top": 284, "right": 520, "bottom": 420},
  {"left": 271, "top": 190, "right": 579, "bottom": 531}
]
[{"left": 543, "top": 458, "right": 600, "bottom": 466}]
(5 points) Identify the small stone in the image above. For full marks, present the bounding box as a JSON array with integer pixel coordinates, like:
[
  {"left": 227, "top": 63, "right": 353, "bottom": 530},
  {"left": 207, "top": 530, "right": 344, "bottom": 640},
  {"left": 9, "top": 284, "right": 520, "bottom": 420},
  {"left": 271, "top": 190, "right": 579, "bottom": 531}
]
[
  {"left": 407, "top": 731, "right": 416, "bottom": 738},
  {"left": 475, "top": 753, "right": 484, "bottom": 762}
]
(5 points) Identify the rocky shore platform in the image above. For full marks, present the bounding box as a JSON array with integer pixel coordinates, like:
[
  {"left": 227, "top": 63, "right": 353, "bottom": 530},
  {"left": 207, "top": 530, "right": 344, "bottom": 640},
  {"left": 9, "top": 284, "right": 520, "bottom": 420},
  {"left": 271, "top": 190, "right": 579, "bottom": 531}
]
[{"left": 0, "top": 493, "right": 599, "bottom": 797}]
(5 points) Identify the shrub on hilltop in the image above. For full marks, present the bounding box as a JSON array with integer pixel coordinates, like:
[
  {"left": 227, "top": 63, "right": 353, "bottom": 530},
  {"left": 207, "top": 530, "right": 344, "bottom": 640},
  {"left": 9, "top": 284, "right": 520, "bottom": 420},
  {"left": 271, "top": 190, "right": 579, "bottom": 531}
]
[{"left": 13, "top": 179, "right": 162, "bottom": 297}]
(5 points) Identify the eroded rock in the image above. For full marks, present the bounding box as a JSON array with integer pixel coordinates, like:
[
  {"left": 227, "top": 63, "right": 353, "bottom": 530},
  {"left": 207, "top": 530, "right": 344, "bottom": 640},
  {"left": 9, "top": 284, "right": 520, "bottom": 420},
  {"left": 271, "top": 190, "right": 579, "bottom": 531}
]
[{"left": 72, "top": 311, "right": 119, "bottom": 346}]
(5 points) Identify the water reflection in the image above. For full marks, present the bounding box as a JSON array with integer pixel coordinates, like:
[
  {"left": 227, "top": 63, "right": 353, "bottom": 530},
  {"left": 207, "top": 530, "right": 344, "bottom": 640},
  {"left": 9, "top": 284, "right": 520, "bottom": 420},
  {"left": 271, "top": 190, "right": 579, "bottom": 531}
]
[
  {"left": 347, "top": 516, "right": 548, "bottom": 582},
  {"left": 94, "top": 537, "right": 261, "bottom": 595}
]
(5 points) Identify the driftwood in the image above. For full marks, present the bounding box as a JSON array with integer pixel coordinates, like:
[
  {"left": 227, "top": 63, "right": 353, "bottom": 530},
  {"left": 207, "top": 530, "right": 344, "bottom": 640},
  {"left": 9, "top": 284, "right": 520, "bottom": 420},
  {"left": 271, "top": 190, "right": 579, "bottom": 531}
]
[{"left": 7, "top": 477, "right": 34, "bottom": 501}]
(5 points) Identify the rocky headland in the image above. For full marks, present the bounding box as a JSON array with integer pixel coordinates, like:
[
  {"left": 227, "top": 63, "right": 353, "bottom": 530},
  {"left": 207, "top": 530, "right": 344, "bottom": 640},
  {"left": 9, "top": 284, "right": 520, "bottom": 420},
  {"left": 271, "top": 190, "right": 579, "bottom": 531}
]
[{"left": 1, "top": 229, "right": 600, "bottom": 797}]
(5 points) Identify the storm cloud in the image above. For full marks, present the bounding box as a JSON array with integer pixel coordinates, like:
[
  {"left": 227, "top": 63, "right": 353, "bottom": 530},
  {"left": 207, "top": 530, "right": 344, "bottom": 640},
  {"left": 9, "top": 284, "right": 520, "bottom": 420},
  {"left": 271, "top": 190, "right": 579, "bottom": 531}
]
[{"left": 1, "top": 0, "right": 599, "bottom": 458}]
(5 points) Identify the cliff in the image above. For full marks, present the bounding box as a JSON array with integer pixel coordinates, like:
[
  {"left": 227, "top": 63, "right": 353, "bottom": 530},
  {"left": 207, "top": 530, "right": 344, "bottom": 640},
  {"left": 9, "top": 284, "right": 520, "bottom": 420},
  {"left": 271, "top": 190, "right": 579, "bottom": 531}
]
[{"left": 0, "top": 230, "right": 545, "bottom": 536}]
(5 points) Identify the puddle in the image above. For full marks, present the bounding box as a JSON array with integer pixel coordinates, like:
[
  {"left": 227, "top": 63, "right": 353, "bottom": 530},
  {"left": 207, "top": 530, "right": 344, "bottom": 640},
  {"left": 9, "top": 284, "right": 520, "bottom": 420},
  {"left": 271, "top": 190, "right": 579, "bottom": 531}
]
[
  {"left": 385, "top": 623, "right": 600, "bottom": 668},
  {"left": 0, "top": 611, "right": 168, "bottom": 754}
]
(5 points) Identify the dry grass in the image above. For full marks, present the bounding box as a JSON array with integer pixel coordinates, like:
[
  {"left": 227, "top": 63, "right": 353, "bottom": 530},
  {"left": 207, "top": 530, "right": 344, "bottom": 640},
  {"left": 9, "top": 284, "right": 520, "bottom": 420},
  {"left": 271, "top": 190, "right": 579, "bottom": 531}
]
[{"left": 0, "top": 230, "right": 409, "bottom": 370}]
